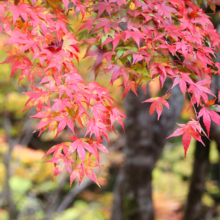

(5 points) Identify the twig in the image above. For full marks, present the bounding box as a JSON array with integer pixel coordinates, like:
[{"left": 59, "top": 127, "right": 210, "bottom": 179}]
[
  {"left": 44, "top": 172, "right": 68, "bottom": 220},
  {"left": 2, "top": 116, "right": 18, "bottom": 219},
  {"left": 56, "top": 178, "right": 92, "bottom": 213}
]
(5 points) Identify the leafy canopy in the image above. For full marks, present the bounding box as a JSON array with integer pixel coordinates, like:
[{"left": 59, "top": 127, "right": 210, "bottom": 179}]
[{"left": 1, "top": 0, "right": 220, "bottom": 186}]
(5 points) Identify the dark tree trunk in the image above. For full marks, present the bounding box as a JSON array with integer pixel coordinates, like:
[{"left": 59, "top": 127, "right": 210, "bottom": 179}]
[
  {"left": 111, "top": 84, "right": 184, "bottom": 220},
  {"left": 183, "top": 75, "right": 220, "bottom": 220},
  {"left": 183, "top": 138, "right": 211, "bottom": 220}
]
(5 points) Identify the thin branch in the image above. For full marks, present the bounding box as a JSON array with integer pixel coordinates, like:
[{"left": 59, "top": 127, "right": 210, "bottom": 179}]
[
  {"left": 2, "top": 116, "right": 18, "bottom": 219},
  {"left": 44, "top": 172, "right": 68, "bottom": 220},
  {"left": 56, "top": 178, "right": 92, "bottom": 213}
]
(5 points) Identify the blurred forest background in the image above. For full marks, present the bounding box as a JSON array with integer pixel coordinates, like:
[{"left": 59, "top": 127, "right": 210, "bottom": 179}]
[{"left": 2, "top": 4, "right": 220, "bottom": 220}]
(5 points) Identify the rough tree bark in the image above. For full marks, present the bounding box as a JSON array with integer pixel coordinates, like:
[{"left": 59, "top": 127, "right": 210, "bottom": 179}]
[{"left": 111, "top": 83, "right": 184, "bottom": 220}]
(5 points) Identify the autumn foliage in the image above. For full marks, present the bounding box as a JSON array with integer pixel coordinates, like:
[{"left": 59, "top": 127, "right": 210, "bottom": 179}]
[{"left": 1, "top": 0, "right": 220, "bottom": 186}]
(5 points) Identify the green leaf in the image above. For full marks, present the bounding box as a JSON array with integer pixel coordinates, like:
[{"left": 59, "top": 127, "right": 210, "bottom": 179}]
[{"left": 117, "top": 49, "right": 126, "bottom": 59}]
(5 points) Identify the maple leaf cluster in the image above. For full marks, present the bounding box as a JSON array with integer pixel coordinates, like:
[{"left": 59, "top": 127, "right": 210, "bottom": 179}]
[
  {"left": 1, "top": 0, "right": 220, "bottom": 185},
  {"left": 77, "top": 0, "right": 220, "bottom": 157},
  {"left": 0, "top": 0, "right": 126, "bottom": 186}
]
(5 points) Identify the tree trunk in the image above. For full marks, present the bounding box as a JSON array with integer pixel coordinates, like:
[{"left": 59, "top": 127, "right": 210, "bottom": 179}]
[
  {"left": 183, "top": 138, "right": 210, "bottom": 220},
  {"left": 111, "top": 84, "right": 184, "bottom": 220},
  {"left": 183, "top": 75, "right": 220, "bottom": 220}
]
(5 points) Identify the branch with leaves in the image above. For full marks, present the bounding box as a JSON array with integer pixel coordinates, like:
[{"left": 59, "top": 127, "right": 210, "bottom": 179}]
[{"left": 1, "top": 0, "right": 220, "bottom": 186}]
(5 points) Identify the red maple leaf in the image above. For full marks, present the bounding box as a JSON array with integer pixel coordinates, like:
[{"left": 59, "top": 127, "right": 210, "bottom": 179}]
[
  {"left": 142, "top": 94, "right": 171, "bottom": 120},
  {"left": 188, "top": 81, "right": 215, "bottom": 105},
  {"left": 198, "top": 99, "right": 220, "bottom": 136},
  {"left": 53, "top": 115, "right": 75, "bottom": 137},
  {"left": 70, "top": 137, "right": 95, "bottom": 163},
  {"left": 8, "top": 2, "right": 30, "bottom": 24},
  {"left": 173, "top": 72, "right": 193, "bottom": 99},
  {"left": 92, "top": 2, "right": 116, "bottom": 17},
  {"left": 168, "top": 120, "right": 205, "bottom": 157}
]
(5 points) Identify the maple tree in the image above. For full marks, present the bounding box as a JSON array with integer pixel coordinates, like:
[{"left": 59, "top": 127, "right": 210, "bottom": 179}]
[{"left": 1, "top": 0, "right": 220, "bottom": 186}]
